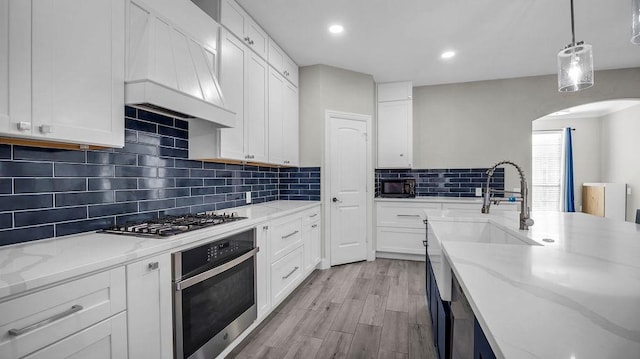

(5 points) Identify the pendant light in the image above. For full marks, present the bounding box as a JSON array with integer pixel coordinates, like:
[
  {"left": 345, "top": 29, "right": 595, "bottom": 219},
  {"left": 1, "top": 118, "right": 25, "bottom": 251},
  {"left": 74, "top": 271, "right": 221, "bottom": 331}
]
[
  {"left": 557, "top": 0, "right": 594, "bottom": 92},
  {"left": 633, "top": 0, "right": 640, "bottom": 44}
]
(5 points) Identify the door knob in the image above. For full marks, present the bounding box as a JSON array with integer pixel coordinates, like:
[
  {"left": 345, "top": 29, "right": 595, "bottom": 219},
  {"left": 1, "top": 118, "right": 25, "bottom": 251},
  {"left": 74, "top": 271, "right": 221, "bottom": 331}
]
[{"left": 332, "top": 197, "right": 342, "bottom": 203}]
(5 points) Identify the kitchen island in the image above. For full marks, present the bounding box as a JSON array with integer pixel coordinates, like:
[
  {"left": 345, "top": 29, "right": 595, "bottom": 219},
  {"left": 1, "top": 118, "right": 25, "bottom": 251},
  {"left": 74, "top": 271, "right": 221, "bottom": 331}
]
[{"left": 427, "top": 210, "right": 640, "bottom": 358}]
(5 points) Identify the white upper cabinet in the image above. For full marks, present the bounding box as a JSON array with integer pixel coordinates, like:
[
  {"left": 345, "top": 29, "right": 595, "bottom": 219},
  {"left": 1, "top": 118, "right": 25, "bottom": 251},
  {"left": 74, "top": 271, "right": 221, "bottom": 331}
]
[
  {"left": 268, "top": 68, "right": 299, "bottom": 166},
  {"left": 377, "top": 81, "right": 412, "bottom": 102},
  {"left": 268, "top": 39, "right": 299, "bottom": 87},
  {"left": 0, "top": 0, "right": 125, "bottom": 148},
  {"left": 220, "top": 0, "right": 268, "bottom": 59},
  {"left": 244, "top": 50, "right": 269, "bottom": 163},
  {"left": 283, "top": 81, "right": 299, "bottom": 166},
  {"left": 189, "top": 29, "right": 268, "bottom": 163},
  {"left": 377, "top": 82, "right": 413, "bottom": 168}
]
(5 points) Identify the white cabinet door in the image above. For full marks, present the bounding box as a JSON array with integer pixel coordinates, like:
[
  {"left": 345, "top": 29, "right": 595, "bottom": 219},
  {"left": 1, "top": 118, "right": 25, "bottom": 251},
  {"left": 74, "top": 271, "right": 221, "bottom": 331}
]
[
  {"left": 256, "top": 223, "right": 271, "bottom": 319},
  {"left": 218, "top": 30, "right": 247, "bottom": 161},
  {"left": 377, "top": 100, "right": 412, "bottom": 168},
  {"left": 268, "top": 68, "right": 285, "bottom": 165},
  {"left": 268, "top": 38, "right": 298, "bottom": 87},
  {"left": 268, "top": 69, "right": 298, "bottom": 166},
  {"left": 283, "top": 82, "right": 299, "bottom": 166},
  {"left": 126, "top": 253, "right": 172, "bottom": 359},
  {"left": 0, "top": 0, "right": 124, "bottom": 147},
  {"left": 244, "top": 51, "right": 269, "bottom": 163},
  {"left": 311, "top": 221, "right": 321, "bottom": 267},
  {"left": 303, "top": 219, "right": 321, "bottom": 272},
  {"left": 24, "top": 313, "right": 127, "bottom": 359},
  {"left": 31, "top": 0, "right": 124, "bottom": 147},
  {"left": 283, "top": 56, "right": 299, "bottom": 87},
  {"left": 220, "top": 0, "right": 267, "bottom": 59},
  {"left": 377, "top": 81, "right": 412, "bottom": 102}
]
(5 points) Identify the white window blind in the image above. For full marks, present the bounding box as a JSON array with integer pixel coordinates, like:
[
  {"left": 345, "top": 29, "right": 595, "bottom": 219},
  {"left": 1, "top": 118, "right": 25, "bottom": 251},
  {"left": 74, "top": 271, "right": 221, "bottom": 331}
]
[{"left": 532, "top": 131, "right": 563, "bottom": 211}]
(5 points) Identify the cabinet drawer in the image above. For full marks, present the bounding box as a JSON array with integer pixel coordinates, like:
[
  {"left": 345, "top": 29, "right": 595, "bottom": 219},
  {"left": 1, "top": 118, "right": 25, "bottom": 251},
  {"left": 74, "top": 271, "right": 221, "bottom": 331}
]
[
  {"left": 270, "top": 216, "right": 302, "bottom": 262},
  {"left": 376, "top": 227, "right": 426, "bottom": 255},
  {"left": 270, "top": 246, "right": 303, "bottom": 305},
  {"left": 377, "top": 203, "right": 436, "bottom": 228},
  {"left": 301, "top": 207, "right": 321, "bottom": 226},
  {"left": 0, "top": 267, "right": 126, "bottom": 358},
  {"left": 23, "top": 312, "right": 127, "bottom": 359}
]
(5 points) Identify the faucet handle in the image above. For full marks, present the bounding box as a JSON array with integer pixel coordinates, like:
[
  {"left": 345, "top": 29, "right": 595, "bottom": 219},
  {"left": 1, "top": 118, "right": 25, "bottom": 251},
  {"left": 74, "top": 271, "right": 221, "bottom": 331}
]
[{"left": 524, "top": 218, "right": 534, "bottom": 227}]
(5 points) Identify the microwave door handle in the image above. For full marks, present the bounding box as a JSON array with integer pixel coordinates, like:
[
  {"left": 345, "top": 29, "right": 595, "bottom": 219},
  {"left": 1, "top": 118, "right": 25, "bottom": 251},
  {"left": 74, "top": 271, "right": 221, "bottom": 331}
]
[{"left": 174, "top": 247, "right": 259, "bottom": 291}]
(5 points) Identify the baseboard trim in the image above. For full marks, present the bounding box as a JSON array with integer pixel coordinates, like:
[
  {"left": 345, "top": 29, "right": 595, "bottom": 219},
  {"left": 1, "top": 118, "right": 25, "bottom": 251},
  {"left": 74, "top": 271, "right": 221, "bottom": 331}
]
[{"left": 376, "top": 251, "right": 425, "bottom": 262}]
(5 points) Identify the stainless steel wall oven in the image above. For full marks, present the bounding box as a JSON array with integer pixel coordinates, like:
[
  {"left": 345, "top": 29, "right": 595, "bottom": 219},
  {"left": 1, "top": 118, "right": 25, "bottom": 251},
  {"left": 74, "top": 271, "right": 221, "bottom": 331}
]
[{"left": 172, "top": 228, "right": 258, "bottom": 359}]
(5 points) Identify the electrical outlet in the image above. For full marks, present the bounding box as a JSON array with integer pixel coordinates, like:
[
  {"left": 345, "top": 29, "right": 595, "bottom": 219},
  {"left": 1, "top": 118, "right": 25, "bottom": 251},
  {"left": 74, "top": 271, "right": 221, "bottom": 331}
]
[
  {"left": 246, "top": 191, "right": 252, "bottom": 204},
  {"left": 475, "top": 187, "right": 482, "bottom": 197}
]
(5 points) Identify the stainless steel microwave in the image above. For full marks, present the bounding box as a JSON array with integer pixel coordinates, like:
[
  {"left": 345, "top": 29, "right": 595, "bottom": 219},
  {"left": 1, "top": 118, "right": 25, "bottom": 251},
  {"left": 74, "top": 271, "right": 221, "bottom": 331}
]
[{"left": 380, "top": 178, "right": 416, "bottom": 198}]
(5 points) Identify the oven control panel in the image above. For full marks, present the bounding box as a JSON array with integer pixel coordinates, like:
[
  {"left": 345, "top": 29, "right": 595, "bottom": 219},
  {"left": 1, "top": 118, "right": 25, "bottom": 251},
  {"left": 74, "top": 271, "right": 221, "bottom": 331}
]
[{"left": 178, "top": 228, "right": 255, "bottom": 278}]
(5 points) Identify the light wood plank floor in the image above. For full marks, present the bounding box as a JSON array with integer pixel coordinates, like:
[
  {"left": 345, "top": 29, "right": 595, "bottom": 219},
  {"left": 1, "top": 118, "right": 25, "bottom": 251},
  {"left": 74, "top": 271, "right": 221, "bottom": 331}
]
[{"left": 229, "top": 259, "right": 437, "bottom": 359}]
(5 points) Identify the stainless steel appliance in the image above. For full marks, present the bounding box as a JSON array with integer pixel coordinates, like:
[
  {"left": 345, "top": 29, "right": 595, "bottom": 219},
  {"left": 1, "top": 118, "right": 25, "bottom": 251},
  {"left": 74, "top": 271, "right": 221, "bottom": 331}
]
[
  {"left": 173, "top": 228, "right": 258, "bottom": 359},
  {"left": 102, "top": 212, "right": 247, "bottom": 237},
  {"left": 379, "top": 178, "right": 416, "bottom": 198}
]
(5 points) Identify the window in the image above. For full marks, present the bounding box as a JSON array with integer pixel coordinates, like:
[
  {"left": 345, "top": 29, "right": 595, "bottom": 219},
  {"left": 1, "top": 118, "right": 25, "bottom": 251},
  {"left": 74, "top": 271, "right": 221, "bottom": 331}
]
[{"left": 532, "top": 131, "right": 563, "bottom": 211}]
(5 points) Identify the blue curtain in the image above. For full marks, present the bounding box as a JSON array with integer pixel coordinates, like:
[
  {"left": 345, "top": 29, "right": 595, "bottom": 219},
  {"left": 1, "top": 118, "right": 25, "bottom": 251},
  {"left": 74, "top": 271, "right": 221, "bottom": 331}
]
[{"left": 563, "top": 127, "right": 575, "bottom": 212}]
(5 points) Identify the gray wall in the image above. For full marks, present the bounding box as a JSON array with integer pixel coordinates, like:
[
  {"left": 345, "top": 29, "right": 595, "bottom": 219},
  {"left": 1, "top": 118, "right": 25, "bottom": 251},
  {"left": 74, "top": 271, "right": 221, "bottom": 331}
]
[
  {"left": 299, "top": 64, "right": 375, "bottom": 167},
  {"left": 602, "top": 104, "right": 640, "bottom": 222},
  {"left": 412, "top": 68, "right": 640, "bottom": 192}
]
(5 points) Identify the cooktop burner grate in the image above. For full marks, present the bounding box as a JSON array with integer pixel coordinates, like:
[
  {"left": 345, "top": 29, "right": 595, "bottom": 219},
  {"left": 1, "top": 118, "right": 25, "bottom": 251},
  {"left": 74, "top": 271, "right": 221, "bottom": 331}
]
[{"left": 102, "top": 212, "right": 248, "bottom": 238}]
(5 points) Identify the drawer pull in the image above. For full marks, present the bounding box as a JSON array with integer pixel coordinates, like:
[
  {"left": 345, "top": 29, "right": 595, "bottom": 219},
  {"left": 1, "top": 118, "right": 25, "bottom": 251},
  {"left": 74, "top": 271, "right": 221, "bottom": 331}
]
[
  {"left": 148, "top": 262, "right": 159, "bottom": 270},
  {"left": 309, "top": 213, "right": 318, "bottom": 218},
  {"left": 311, "top": 224, "right": 318, "bottom": 228},
  {"left": 282, "top": 266, "right": 299, "bottom": 279},
  {"left": 8, "top": 305, "right": 83, "bottom": 336},
  {"left": 397, "top": 214, "right": 420, "bottom": 217},
  {"left": 282, "top": 230, "right": 299, "bottom": 239}
]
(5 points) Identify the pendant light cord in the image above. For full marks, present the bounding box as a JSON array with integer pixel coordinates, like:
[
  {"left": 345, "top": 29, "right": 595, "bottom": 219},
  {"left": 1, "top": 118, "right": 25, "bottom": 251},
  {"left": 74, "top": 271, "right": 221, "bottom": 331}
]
[{"left": 570, "top": 0, "right": 576, "bottom": 46}]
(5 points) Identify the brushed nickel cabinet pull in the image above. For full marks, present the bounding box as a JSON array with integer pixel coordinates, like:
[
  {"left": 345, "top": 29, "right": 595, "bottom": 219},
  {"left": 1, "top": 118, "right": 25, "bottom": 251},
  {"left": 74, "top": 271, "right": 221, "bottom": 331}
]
[
  {"left": 282, "top": 230, "right": 299, "bottom": 239},
  {"left": 282, "top": 266, "right": 299, "bottom": 279},
  {"left": 8, "top": 305, "right": 83, "bottom": 336}
]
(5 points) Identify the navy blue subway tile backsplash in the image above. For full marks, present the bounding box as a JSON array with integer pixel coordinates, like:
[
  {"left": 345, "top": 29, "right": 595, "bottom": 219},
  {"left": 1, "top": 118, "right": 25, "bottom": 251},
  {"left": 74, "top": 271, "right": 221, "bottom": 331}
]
[
  {"left": 375, "top": 168, "right": 504, "bottom": 197},
  {"left": 0, "top": 107, "right": 319, "bottom": 247}
]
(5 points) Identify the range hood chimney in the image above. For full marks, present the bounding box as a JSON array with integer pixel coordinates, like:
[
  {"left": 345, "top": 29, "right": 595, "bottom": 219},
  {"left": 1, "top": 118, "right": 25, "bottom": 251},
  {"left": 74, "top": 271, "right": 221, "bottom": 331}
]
[{"left": 125, "top": 0, "right": 235, "bottom": 127}]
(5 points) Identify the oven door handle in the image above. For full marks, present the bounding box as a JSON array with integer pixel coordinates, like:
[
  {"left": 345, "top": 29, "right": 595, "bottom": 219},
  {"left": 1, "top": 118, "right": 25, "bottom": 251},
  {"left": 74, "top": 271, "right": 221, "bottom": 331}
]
[{"left": 175, "top": 247, "right": 259, "bottom": 291}]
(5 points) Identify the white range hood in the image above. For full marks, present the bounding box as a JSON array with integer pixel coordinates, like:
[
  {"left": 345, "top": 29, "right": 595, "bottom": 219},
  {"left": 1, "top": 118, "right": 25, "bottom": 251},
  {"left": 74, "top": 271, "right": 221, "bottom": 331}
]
[{"left": 125, "top": 0, "right": 235, "bottom": 127}]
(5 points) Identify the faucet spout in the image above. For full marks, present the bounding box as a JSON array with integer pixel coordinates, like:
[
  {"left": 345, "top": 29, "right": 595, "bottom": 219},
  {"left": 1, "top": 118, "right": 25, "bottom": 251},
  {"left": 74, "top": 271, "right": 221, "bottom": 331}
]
[{"left": 481, "top": 160, "right": 534, "bottom": 230}]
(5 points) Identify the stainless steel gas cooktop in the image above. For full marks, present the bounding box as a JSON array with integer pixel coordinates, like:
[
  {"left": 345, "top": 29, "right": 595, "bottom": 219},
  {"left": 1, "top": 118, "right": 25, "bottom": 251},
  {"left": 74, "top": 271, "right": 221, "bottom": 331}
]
[{"left": 102, "top": 212, "right": 247, "bottom": 238}]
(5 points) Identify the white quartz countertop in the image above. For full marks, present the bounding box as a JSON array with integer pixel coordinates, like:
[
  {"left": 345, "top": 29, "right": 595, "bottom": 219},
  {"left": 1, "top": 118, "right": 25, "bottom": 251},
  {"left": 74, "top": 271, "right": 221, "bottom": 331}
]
[
  {"left": 0, "top": 200, "right": 320, "bottom": 299},
  {"left": 427, "top": 210, "right": 640, "bottom": 359}
]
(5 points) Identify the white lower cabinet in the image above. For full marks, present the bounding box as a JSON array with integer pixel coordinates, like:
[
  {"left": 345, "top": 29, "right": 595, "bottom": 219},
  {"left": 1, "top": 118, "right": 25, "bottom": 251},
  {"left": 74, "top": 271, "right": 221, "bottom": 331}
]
[
  {"left": 376, "top": 227, "right": 425, "bottom": 255},
  {"left": 261, "top": 204, "right": 322, "bottom": 311},
  {"left": 256, "top": 223, "right": 271, "bottom": 319},
  {"left": 126, "top": 253, "right": 173, "bottom": 359},
  {"left": 0, "top": 267, "right": 126, "bottom": 358},
  {"left": 375, "top": 201, "right": 429, "bottom": 256},
  {"left": 270, "top": 246, "right": 303, "bottom": 306},
  {"left": 302, "top": 207, "right": 322, "bottom": 272},
  {"left": 24, "top": 312, "right": 128, "bottom": 359}
]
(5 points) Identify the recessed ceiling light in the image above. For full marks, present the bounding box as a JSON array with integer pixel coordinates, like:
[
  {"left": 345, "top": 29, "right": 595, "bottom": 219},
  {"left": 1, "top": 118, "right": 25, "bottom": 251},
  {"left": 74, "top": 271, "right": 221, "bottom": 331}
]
[
  {"left": 441, "top": 51, "right": 456, "bottom": 59},
  {"left": 329, "top": 24, "right": 344, "bottom": 34}
]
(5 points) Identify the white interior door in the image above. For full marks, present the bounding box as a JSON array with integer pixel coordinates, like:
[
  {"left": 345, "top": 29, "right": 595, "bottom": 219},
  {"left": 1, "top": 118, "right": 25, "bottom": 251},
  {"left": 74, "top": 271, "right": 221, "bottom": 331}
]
[{"left": 328, "top": 113, "right": 369, "bottom": 266}]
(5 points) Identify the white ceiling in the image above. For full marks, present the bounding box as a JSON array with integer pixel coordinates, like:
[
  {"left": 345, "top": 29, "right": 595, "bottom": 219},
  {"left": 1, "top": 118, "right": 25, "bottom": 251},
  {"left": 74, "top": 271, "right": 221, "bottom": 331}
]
[{"left": 236, "top": 0, "right": 640, "bottom": 86}]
